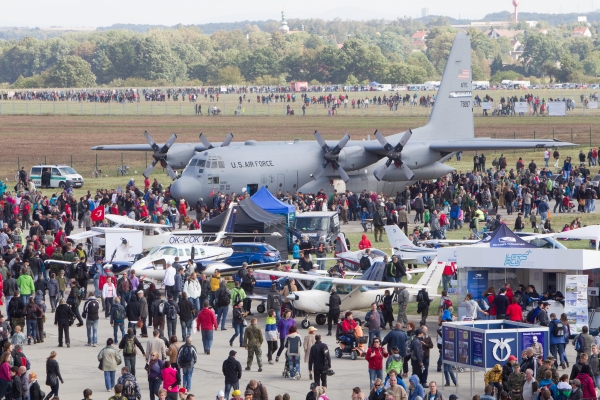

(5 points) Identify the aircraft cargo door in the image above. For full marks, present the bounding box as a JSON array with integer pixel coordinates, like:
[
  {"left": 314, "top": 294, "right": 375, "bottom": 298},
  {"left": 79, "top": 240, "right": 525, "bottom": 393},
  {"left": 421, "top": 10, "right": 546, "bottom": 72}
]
[{"left": 277, "top": 174, "right": 285, "bottom": 190}]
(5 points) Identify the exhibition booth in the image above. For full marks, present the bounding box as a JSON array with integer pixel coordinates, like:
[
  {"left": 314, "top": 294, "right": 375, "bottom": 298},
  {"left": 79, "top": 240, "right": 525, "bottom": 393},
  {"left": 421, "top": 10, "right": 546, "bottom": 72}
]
[{"left": 437, "top": 225, "right": 599, "bottom": 333}]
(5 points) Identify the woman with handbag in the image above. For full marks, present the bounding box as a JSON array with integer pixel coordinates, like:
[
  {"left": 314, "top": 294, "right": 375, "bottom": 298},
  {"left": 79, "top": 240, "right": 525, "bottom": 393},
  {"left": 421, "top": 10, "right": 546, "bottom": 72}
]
[
  {"left": 265, "top": 309, "right": 278, "bottom": 364},
  {"left": 44, "top": 351, "right": 63, "bottom": 400},
  {"left": 97, "top": 338, "right": 121, "bottom": 392},
  {"left": 146, "top": 351, "right": 164, "bottom": 400},
  {"left": 229, "top": 301, "right": 247, "bottom": 347}
]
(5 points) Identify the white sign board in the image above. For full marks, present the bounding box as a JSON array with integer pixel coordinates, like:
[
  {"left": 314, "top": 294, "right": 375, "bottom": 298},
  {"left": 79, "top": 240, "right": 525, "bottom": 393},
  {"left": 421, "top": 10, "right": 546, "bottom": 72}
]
[
  {"left": 514, "top": 102, "right": 529, "bottom": 113},
  {"left": 481, "top": 102, "right": 493, "bottom": 110},
  {"left": 565, "top": 275, "right": 589, "bottom": 335},
  {"left": 589, "top": 102, "right": 598, "bottom": 109},
  {"left": 548, "top": 102, "right": 567, "bottom": 116}
]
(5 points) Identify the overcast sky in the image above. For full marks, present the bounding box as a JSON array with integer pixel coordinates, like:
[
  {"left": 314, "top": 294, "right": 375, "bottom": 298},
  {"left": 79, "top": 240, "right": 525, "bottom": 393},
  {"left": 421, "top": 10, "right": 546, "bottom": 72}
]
[{"left": 0, "top": 0, "right": 593, "bottom": 27}]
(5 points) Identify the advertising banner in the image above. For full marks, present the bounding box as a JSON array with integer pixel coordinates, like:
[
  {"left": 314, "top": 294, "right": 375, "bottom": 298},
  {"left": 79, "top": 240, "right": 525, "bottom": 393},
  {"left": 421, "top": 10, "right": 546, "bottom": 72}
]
[
  {"left": 521, "top": 331, "right": 545, "bottom": 356},
  {"left": 565, "top": 275, "right": 589, "bottom": 334},
  {"left": 471, "top": 331, "right": 485, "bottom": 368},
  {"left": 467, "top": 270, "right": 488, "bottom": 300},
  {"left": 548, "top": 102, "right": 567, "bottom": 116},
  {"left": 482, "top": 102, "right": 493, "bottom": 110},
  {"left": 589, "top": 102, "right": 598, "bottom": 109},
  {"left": 457, "top": 329, "right": 470, "bottom": 364},
  {"left": 443, "top": 326, "right": 456, "bottom": 362},
  {"left": 514, "top": 102, "right": 529, "bottom": 113}
]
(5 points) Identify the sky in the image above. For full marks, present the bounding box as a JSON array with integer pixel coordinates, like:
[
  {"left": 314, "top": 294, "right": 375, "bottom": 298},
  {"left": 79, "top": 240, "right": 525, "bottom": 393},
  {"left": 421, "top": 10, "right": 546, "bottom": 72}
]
[{"left": 0, "top": 0, "right": 594, "bottom": 27}]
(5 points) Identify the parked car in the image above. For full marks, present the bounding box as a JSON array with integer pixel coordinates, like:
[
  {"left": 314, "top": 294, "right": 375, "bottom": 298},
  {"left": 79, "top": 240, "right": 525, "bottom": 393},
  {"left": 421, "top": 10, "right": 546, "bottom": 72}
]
[{"left": 225, "top": 242, "right": 281, "bottom": 266}]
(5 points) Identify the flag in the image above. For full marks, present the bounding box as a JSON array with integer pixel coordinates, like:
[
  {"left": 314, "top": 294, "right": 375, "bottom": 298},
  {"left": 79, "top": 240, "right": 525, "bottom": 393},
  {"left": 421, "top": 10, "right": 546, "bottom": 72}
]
[
  {"left": 458, "top": 69, "right": 470, "bottom": 79},
  {"left": 91, "top": 207, "right": 104, "bottom": 222}
]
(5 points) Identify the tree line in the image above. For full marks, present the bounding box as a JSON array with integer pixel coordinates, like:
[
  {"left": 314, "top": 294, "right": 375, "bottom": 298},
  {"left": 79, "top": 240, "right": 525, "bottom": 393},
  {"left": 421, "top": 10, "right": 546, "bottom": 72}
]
[{"left": 1, "top": 18, "right": 600, "bottom": 89}]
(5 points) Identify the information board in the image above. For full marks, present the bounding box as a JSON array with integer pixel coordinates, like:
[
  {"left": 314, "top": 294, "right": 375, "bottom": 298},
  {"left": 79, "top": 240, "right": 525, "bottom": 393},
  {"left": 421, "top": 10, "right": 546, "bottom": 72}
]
[
  {"left": 442, "top": 326, "right": 456, "bottom": 362},
  {"left": 514, "top": 102, "right": 529, "bottom": 113},
  {"left": 548, "top": 102, "right": 567, "bottom": 116},
  {"left": 565, "top": 275, "right": 589, "bottom": 334},
  {"left": 467, "top": 270, "right": 488, "bottom": 300},
  {"left": 482, "top": 102, "right": 493, "bottom": 110}
]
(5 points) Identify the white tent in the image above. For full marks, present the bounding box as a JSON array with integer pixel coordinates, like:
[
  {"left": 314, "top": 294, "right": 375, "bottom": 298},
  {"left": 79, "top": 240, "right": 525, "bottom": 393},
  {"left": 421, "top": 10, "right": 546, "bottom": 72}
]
[{"left": 553, "top": 225, "right": 600, "bottom": 251}]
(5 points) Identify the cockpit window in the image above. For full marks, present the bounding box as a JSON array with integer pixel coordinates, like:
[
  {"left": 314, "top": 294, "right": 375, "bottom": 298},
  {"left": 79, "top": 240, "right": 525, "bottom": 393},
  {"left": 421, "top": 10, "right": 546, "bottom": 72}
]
[
  {"left": 312, "top": 280, "right": 333, "bottom": 292},
  {"left": 197, "top": 160, "right": 206, "bottom": 168},
  {"left": 211, "top": 161, "right": 218, "bottom": 169},
  {"left": 218, "top": 161, "right": 225, "bottom": 169},
  {"left": 188, "top": 159, "right": 197, "bottom": 166}
]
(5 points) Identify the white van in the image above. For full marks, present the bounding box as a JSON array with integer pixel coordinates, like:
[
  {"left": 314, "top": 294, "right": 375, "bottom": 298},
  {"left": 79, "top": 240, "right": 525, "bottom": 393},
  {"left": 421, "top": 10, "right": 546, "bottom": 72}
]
[{"left": 30, "top": 165, "right": 84, "bottom": 189}]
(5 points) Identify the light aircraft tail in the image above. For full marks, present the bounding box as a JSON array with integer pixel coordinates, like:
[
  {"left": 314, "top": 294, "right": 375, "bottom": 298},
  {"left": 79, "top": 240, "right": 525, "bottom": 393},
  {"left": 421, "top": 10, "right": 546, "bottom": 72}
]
[
  {"left": 415, "top": 256, "right": 444, "bottom": 291},
  {"left": 415, "top": 32, "right": 474, "bottom": 141},
  {"left": 384, "top": 225, "right": 415, "bottom": 250},
  {"left": 211, "top": 203, "right": 237, "bottom": 244},
  {"left": 334, "top": 232, "right": 348, "bottom": 255}
]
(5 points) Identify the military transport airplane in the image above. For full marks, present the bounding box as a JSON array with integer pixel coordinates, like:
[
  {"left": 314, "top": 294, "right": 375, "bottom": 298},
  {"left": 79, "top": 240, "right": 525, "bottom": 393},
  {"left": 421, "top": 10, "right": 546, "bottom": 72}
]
[{"left": 91, "top": 32, "right": 573, "bottom": 204}]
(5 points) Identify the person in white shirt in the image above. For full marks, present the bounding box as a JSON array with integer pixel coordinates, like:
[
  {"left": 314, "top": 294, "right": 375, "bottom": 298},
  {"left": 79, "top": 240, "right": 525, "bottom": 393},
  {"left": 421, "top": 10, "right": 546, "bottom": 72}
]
[
  {"left": 183, "top": 272, "right": 202, "bottom": 313},
  {"left": 102, "top": 279, "right": 117, "bottom": 318},
  {"left": 163, "top": 263, "right": 176, "bottom": 299}
]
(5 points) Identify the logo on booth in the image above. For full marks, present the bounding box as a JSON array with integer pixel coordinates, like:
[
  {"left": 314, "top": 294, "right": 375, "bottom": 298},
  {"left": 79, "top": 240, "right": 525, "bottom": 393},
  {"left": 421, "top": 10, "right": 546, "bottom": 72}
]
[
  {"left": 489, "top": 338, "right": 515, "bottom": 362},
  {"left": 504, "top": 250, "right": 532, "bottom": 267}
]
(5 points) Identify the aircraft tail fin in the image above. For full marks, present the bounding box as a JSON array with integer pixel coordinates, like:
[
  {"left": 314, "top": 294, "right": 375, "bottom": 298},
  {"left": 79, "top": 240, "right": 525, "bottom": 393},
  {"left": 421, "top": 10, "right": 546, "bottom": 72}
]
[
  {"left": 415, "top": 257, "right": 444, "bottom": 291},
  {"left": 417, "top": 32, "right": 474, "bottom": 141},
  {"left": 384, "top": 225, "right": 415, "bottom": 251},
  {"left": 334, "top": 232, "right": 348, "bottom": 255},
  {"left": 212, "top": 203, "right": 237, "bottom": 243}
]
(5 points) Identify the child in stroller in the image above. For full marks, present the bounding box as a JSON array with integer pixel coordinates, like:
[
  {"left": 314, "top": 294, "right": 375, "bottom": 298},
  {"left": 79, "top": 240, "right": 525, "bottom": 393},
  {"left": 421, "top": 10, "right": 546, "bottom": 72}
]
[{"left": 562, "top": 196, "right": 576, "bottom": 212}]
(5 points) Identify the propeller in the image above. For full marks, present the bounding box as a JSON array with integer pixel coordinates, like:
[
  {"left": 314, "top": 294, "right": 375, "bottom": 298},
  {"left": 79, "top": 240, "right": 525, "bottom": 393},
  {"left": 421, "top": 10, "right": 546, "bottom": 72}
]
[
  {"left": 142, "top": 131, "right": 178, "bottom": 180},
  {"left": 199, "top": 132, "right": 234, "bottom": 150},
  {"left": 373, "top": 129, "right": 414, "bottom": 181},
  {"left": 311, "top": 131, "right": 351, "bottom": 182}
]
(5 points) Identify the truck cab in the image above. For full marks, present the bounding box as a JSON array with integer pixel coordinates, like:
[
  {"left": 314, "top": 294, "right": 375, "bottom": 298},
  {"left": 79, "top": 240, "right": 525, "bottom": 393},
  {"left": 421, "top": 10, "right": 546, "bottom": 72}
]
[{"left": 291, "top": 211, "right": 340, "bottom": 250}]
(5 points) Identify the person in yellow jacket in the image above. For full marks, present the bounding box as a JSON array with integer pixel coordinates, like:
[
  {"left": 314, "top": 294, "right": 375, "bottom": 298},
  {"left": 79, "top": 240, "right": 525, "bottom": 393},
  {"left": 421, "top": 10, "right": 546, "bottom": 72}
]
[
  {"left": 484, "top": 364, "right": 503, "bottom": 397},
  {"left": 209, "top": 270, "right": 221, "bottom": 308}
]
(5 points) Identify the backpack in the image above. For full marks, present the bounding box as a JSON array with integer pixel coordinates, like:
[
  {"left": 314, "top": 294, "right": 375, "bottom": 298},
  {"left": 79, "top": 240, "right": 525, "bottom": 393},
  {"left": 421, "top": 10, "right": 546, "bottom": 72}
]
[
  {"left": 121, "top": 377, "right": 136, "bottom": 398},
  {"left": 270, "top": 293, "right": 282, "bottom": 310},
  {"left": 157, "top": 300, "right": 165, "bottom": 315},
  {"left": 286, "top": 335, "right": 301, "bottom": 354},
  {"left": 359, "top": 256, "right": 371, "bottom": 271},
  {"left": 124, "top": 336, "right": 136, "bottom": 356},
  {"left": 443, "top": 299, "right": 453, "bottom": 310},
  {"left": 233, "top": 270, "right": 243, "bottom": 283},
  {"left": 555, "top": 388, "right": 570, "bottom": 400},
  {"left": 218, "top": 290, "right": 231, "bottom": 307},
  {"left": 574, "top": 334, "right": 585, "bottom": 352},
  {"left": 164, "top": 302, "right": 177, "bottom": 321},
  {"left": 552, "top": 321, "right": 565, "bottom": 337},
  {"left": 113, "top": 304, "right": 125, "bottom": 322},
  {"left": 417, "top": 290, "right": 425, "bottom": 303},
  {"left": 527, "top": 307, "right": 540, "bottom": 324},
  {"left": 179, "top": 344, "right": 194, "bottom": 364}
]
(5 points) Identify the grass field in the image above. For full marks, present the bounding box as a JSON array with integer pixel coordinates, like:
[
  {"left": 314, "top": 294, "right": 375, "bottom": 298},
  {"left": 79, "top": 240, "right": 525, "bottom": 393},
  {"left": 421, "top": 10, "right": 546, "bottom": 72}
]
[{"left": 1, "top": 88, "right": 600, "bottom": 118}]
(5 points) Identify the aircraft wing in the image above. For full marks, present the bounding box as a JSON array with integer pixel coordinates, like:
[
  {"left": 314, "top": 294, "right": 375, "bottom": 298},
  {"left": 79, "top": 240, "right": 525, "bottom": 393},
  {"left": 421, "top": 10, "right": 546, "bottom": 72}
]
[
  {"left": 171, "top": 230, "right": 204, "bottom": 235},
  {"left": 254, "top": 270, "right": 428, "bottom": 289},
  {"left": 429, "top": 139, "right": 574, "bottom": 152},
  {"left": 67, "top": 231, "right": 102, "bottom": 240},
  {"left": 91, "top": 144, "right": 155, "bottom": 151},
  {"left": 105, "top": 215, "right": 167, "bottom": 229},
  {"left": 421, "top": 239, "right": 477, "bottom": 245}
]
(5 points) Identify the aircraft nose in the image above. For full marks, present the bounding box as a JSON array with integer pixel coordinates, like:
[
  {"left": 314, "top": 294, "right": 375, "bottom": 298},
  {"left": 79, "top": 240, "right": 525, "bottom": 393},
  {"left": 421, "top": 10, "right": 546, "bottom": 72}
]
[{"left": 171, "top": 176, "right": 202, "bottom": 204}]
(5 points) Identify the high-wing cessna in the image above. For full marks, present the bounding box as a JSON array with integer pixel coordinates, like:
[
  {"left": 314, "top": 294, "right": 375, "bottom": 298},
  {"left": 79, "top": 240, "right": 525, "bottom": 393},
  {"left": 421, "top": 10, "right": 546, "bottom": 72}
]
[
  {"left": 385, "top": 225, "right": 440, "bottom": 265},
  {"left": 254, "top": 256, "right": 445, "bottom": 329},
  {"left": 92, "top": 32, "right": 573, "bottom": 204}
]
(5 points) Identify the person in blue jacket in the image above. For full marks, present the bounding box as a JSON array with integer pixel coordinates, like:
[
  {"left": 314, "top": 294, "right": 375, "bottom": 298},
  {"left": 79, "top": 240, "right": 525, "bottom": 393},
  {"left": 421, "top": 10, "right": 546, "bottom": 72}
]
[{"left": 408, "top": 375, "right": 424, "bottom": 400}]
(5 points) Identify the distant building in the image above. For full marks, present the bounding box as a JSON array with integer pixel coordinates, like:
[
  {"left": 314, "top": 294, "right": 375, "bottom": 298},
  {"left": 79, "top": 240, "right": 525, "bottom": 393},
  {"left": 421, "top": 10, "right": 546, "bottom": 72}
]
[
  {"left": 411, "top": 30, "right": 428, "bottom": 48},
  {"left": 279, "top": 11, "right": 289, "bottom": 34},
  {"left": 485, "top": 28, "right": 524, "bottom": 39},
  {"left": 573, "top": 27, "right": 592, "bottom": 37},
  {"left": 578, "top": 16, "right": 588, "bottom": 23},
  {"left": 509, "top": 39, "right": 525, "bottom": 61},
  {"left": 421, "top": 8, "right": 429, "bottom": 18}
]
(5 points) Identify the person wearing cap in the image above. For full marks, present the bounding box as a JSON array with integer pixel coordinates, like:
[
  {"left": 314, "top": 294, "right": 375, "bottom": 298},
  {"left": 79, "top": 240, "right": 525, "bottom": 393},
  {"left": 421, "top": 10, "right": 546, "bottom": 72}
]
[
  {"left": 501, "top": 355, "right": 518, "bottom": 390},
  {"left": 568, "top": 378, "right": 583, "bottom": 400},
  {"left": 216, "top": 390, "right": 225, "bottom": 400},
  {"left": 304, "top": 326, "right": 317, "bottom": 367},
  {"left": 306, "top": 382, "right": 318, "bottom": 400},
  {"left": 222, "top": 350, "right": 243, "bottom": 400},
  {"left": 506, "top": 363, "right": 525, "bottom": 400}
]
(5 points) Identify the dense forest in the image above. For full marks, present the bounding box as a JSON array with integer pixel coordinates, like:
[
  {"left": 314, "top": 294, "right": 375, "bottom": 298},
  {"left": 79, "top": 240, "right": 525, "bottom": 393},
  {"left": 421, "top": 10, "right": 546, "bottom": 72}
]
[{"left": 2, "top": 14, "right": 600, "bottom": 88}]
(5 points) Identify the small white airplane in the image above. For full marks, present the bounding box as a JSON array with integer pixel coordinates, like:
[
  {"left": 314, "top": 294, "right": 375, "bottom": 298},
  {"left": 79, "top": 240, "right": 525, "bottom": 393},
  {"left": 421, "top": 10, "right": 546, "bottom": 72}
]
[
  {"left": 385, "top": 225, "right": 439, "bottom": 266},
  {"left": 254, "top": 255, "right": 445, "bottom": 329},
  {"left": 105, "top": 214, "right": 207, "bottom": 250},
  {"left": 331, "top": 232, "right": 427, "bottom": 278}
]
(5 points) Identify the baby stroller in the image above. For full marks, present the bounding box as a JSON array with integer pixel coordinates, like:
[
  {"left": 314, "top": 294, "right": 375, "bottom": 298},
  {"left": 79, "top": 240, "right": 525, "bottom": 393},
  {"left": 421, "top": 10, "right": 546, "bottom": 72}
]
[
  {"left": 562, "top": 196, "right": 576, "bottom": 212},
  {"left": 281, "top": 350, "right": 301, "bottom": 380},
  {"left": 334, "top": 323, "right": 367, "bottom": 360}
]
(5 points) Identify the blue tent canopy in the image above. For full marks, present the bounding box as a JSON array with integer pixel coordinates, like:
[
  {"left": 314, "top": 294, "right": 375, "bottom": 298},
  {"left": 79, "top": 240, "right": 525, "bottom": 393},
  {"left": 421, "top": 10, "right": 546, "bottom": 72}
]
[
  {"left": 251, "top": 186, "right": 295, "bottom": 214},
  {"left": 478, "top": 224, "right": 536, "bottom": 248},
  {"left": 369, "top": 81, "right": 380, "bottom": 86}
]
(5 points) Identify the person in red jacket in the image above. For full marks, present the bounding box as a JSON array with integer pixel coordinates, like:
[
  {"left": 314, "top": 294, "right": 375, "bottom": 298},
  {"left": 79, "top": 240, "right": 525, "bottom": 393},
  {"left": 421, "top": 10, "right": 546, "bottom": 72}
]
[
  {"left": 196, "top": 300, "right": 218, "bottom": 355},
  {"left": 161, "top": 361, "right": 181, "bottom": 396},
  {"left": 341, "top": 311, "right": 358, "bottom": 348},
  {"left": 358, "top": 234, "right": 372, "bottom": 250},
  {"left": 504, "top": 283, "right": 514, "bottom": 304},
  {"left": 365, "top": 337, "right": 388, "bottom": 389},
  {"left": 483, "top": 287, "right": 497, "bottom": 320},
  {"left": 178, "top": 199, "right": 188, "bottom": 229},
  {"left": 506, "top": 298, "right": 523, "bottom": 322}
]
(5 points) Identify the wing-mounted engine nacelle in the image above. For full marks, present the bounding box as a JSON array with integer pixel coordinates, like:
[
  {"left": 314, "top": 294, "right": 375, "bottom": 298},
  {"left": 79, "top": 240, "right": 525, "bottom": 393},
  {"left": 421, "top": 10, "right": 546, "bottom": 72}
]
[
  {"left": 337, "top": 146, "right": 379, "bottom": 172},
  {"left": 377, "top": 161, "right": 455, "bottom": 182}
]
